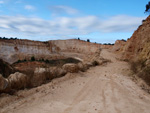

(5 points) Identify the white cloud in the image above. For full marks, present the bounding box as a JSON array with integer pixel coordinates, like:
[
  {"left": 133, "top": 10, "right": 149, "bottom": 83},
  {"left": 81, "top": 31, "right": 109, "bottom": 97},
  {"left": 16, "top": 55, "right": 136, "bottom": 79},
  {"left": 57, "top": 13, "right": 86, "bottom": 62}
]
[
  {"left": 24, "top": 5, "right": 36, "bottom": 11},
  {"left": 50, "top": 5, "right": 79, "bottom": 15},
  {"left": 0, "top": 1, "right": 4, "bottom": 4},
  {"left": 0, "top": 15, "right": 145, "bottom": 39},
  {"left": 15, "top": 0, "right": 22, "bottom": 4},
  {"left": 98, "top": 15, "right": 144, "bottom": 32}
]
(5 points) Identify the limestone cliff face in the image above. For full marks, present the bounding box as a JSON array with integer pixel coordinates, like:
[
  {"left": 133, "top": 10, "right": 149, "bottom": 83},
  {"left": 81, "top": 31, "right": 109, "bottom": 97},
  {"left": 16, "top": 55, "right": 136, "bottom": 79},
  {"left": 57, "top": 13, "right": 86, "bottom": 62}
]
[
  {"left": 0, "top": 39, "right": 109, "bottom": 64},
  {"left": 122, "top": 16, "right": 150, "bottom": 61},
  {"left": 50, "top": 39, "right": 101, "bottom": 54},
  {"left": 0, "top": 39, "right": 59, "bottom": 64}
]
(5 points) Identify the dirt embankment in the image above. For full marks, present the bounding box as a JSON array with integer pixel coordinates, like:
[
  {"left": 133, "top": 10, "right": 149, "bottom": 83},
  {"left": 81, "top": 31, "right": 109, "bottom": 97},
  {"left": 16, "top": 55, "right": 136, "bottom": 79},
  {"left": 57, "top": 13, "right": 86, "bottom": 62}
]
[
  {"left": 0, "top": 49, "right": 110, "bottom": 94},
  {"left": 111, "top": 16, "right": 150, "bottom": 87},
  {"left": 1, "top": 49, "right": 150, "bottom": 113}
]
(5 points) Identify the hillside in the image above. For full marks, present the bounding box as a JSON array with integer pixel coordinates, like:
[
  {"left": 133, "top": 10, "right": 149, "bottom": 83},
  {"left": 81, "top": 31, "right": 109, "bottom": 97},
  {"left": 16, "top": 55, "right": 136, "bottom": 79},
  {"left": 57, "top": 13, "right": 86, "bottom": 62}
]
[
  {"left": 121, "top": 15, "right": 150, "bottom": 61},
  {"left": 112, "top": 15, "right": 150, "bottom": 87}
]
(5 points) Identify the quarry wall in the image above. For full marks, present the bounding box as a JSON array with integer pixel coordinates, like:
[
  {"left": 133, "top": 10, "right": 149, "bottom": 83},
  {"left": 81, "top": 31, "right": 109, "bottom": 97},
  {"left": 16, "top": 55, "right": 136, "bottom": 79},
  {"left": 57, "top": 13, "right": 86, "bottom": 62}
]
[
  {"left": 0, "top": 39, "right": 111, "bottom": 64},
  {"left": 121, "top": 15, "right": 150, "bottom": 61}
]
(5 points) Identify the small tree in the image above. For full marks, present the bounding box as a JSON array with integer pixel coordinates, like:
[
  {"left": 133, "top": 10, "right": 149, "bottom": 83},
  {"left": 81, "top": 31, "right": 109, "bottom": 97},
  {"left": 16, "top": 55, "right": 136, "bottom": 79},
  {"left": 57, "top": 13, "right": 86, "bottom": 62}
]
[
  {"left": 23, "top": 59, "right": 27, "bottom": 62},
  {"left": 145, "top": 1, "right": 150, "bottom": 14},
  {"left": 31, "top": 56, "right": 35, "bottom": 61},
  {"left": 45, "top": 59, "right": 49, "bottom": 63},
  {"left": 78, "top": 37, "right": 80, "bottom": 40},
  {"left": 17, "top": 60, "right": 21, "bottom": 63},
  {"left": 87, "top": 39, "right": 90, "bottom": 42}
]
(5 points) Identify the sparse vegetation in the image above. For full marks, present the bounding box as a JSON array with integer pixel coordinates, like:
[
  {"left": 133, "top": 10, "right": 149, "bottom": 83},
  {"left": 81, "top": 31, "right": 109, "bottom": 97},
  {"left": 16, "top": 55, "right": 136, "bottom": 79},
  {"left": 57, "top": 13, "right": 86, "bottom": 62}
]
[
  {"left": 145, "top": 1, "right": 150, "bottom": 14},
  {"left": 142, "top": 19, "right": 146, "bottom": 23},
  {"left": 0, "top": 37, "right": 18, "bottom": 40},
  {"left": 103, "top": 43, "right": 114, "bottom": 45},
  {"left": 87, "top": 39, "right": 90, "bottom": 42},
  {"left": 14, "top": 58, "right": 81, "bottom": 67},
  {"left": 121, "top": 39, "right": 126, "bottom": 42},
  {"left": 31, "top": 56, "right": 35, "bottom": 61}
]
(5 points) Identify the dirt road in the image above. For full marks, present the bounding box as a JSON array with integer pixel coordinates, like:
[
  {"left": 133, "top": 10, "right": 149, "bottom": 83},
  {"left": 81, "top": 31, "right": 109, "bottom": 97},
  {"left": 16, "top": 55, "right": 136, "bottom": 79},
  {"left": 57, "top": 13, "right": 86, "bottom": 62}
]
[{"left": 1, "top": 49, "right": 150, "bottom": 113}]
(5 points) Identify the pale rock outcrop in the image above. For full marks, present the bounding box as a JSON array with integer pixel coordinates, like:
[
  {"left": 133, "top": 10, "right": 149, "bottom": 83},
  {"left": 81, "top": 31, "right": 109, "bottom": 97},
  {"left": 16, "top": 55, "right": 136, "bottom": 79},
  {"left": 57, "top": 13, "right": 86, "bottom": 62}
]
[
  {"left": 49, "top": 67, "right": 67, "bottom": 78},
  {"left": 34, "top": 68, "right": 46, "bottom": 74},
  {"left": 63, "top": 63, "right": 79, "bottom": 73},
  {"left": 32, "top": 67, "right": 67, "bottom": 86},
  {"left": 77, "top": 63, "right": 88, "bottom": 72},
  {"left": 8, "top": 72, "right": 27, "bottom": 89},
  {"left": 0, "top": 39, "right": 60, "bottom": 64},
  {"left": 0, "top": 39, "right": 112, "bottom": 64}
]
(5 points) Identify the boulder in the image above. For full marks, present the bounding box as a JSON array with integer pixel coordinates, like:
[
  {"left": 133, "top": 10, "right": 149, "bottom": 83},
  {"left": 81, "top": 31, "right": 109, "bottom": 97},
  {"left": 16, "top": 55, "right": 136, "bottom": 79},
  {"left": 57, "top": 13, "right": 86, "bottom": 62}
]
[
  {"left": 63, "top": 63, "right": 79, "bottom": 73},
  {"left": 8, "top": 72, "right": 27, "bottom": 89},
  {"left": 34, "top": 68, "right": 46, "bottom": 74},
  {"left": 77, "top": 63, "right": 87, "bottom": 72},
  {"left": 32, "top": 67, "right": 67, "bottom": 87},
  {"left": 49, "top": 67, "right": 67, "bottom": 78}
]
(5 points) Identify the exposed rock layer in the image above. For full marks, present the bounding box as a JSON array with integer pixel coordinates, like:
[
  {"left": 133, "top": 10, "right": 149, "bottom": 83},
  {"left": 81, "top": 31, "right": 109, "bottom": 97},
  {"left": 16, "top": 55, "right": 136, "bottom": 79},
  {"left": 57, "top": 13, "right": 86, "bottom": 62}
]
[
  {"left": 122, "top": 16, "right": 150, "bottom": 61},
  {"left": 0, "top": 39, "right": 111, "bottom": 64}
]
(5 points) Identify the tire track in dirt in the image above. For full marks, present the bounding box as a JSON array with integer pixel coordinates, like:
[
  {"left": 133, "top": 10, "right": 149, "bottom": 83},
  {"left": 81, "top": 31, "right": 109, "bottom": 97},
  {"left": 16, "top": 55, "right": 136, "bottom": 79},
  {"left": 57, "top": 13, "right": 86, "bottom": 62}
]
[{"left": 63, "top": 74, "right": 99, "bottom": 113}]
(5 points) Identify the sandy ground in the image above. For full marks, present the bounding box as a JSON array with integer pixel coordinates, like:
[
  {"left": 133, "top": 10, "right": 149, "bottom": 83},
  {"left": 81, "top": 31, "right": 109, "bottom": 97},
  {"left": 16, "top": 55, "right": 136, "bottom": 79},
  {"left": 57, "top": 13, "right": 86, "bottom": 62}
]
[{"left": 1, "top": 49, "right": 150, "bottom": 113}]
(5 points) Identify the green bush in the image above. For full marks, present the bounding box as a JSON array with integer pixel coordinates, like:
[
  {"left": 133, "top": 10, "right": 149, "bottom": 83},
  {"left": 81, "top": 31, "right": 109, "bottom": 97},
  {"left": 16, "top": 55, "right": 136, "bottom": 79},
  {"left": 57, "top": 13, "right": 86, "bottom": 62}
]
[
  {"left": 31, "top": 56, "right": 35, "bottom": 61},
  {"left": 45, "top": 59, "right": 49, "bottom": 63},
  {"left": 17, "top": 60, "right": 21, "bottom": 63}
]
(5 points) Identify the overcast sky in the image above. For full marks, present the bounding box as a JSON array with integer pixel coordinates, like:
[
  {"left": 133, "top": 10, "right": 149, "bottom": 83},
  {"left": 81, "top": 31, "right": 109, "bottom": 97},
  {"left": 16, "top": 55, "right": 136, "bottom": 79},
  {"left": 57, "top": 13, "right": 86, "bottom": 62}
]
[{"left": 0, "top": 0, "right": 148, "bottom": 43}]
